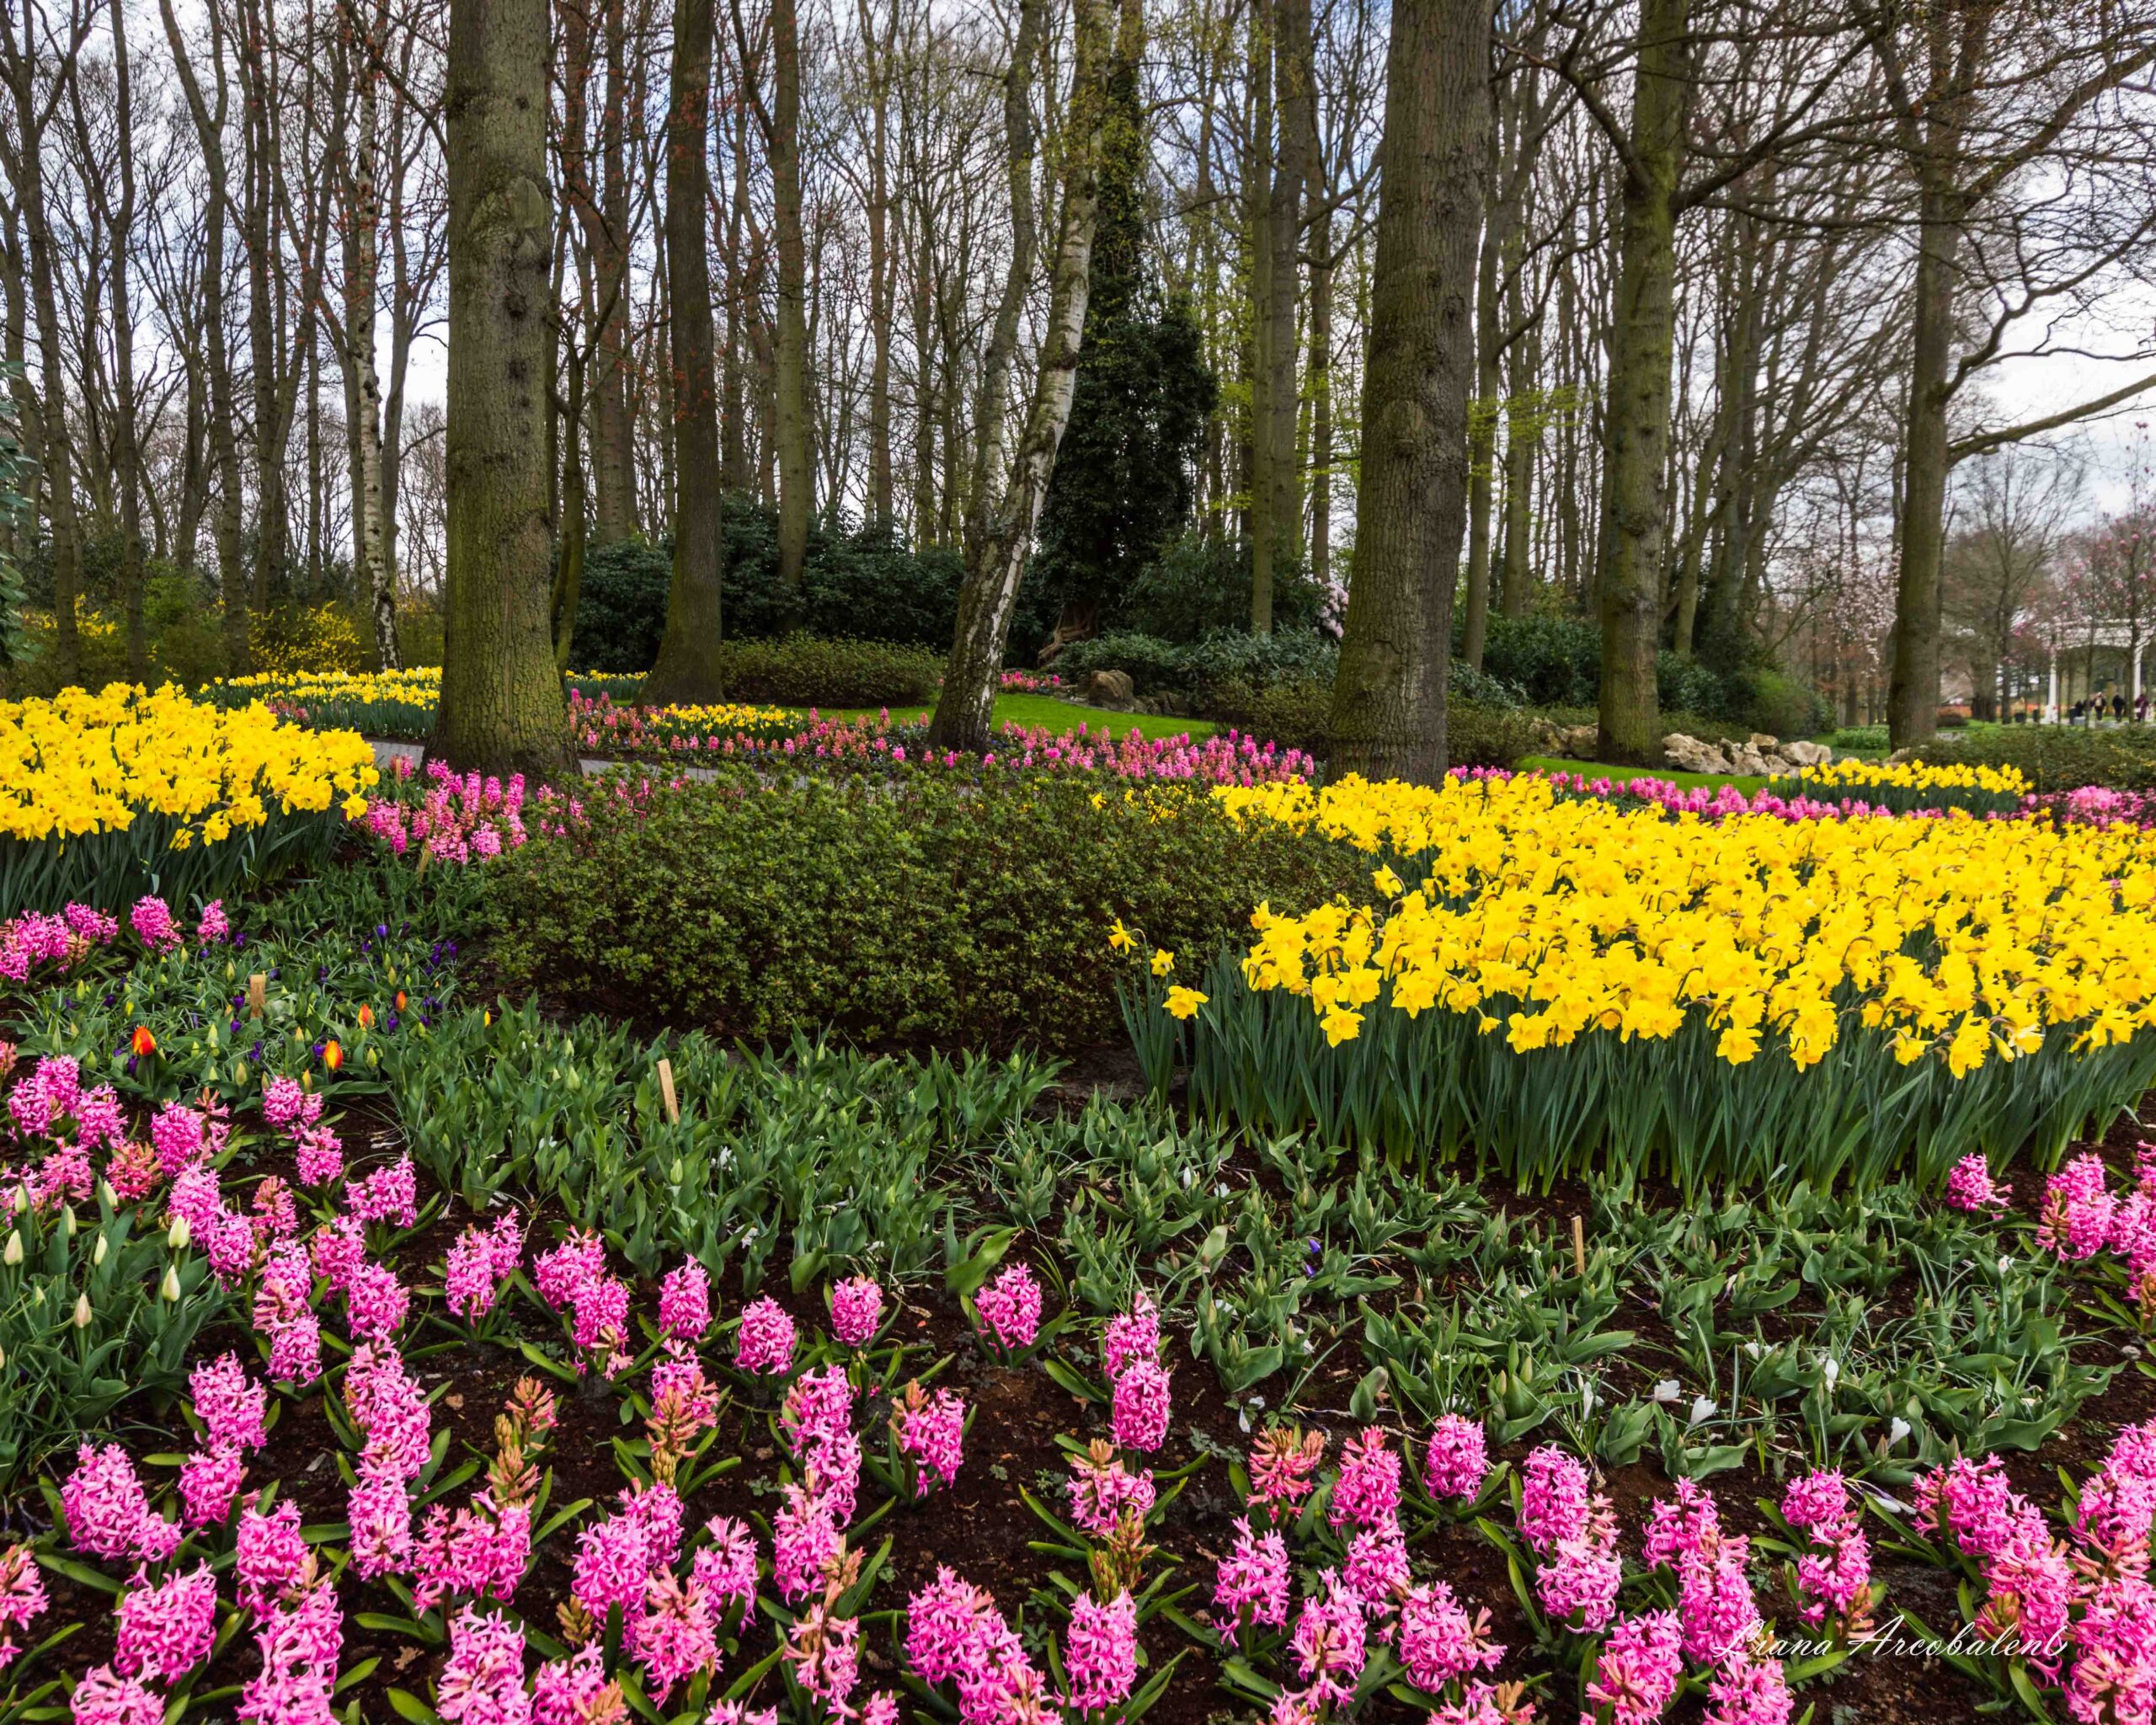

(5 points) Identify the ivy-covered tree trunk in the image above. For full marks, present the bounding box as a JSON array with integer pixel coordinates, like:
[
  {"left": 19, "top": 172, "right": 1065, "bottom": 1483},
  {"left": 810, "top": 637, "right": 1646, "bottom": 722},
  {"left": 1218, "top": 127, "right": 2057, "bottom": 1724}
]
[
  {"left": 1593, "top": 0, "right": 1689, "bottom": 765},
  {"left": 644, "top": 0, "right": 727, "bottom": 703},
  {"left": 1327, "top": 0, "right": 1489, "bottom": 782},
  {"left": 432, "top": 0, "right": 572, "bottom": 778},
  {"left": 927, "top": 0, "right": 1111, "bottom": 756}
]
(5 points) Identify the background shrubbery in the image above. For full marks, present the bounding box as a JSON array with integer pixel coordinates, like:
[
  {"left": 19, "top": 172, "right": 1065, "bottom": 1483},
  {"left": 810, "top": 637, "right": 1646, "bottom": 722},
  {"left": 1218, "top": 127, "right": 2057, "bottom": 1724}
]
[
  {"left": 1921, "top": 723, "right": 2156, "bottom": 792},
  {"left": 715, "top": 634, "right": 942, "bottom": 707},
  {"left": 487, "top": 773, "right": 1370, "bottom": 1048}
]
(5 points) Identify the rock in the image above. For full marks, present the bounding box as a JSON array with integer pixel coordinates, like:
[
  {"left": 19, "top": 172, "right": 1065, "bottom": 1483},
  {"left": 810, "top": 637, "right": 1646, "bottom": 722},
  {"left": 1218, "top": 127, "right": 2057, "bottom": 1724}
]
[
  {"left": 1529, "top": 718, "right": 1598, "bottom": 758},
  {"left": 1085, "top": 670, "right": 1135, "bottom": 709},
  {"left": 1732, "top": 745, "right": 1772, "bottom": 777},
  {"left": 1781, "top": 739, "right": 1833, "bottom": 767},
  {"left": 1662, "top": 732, "right": 1732, "bottom": 774},
  {"left": 1748, "top": 732, "right": 1780, "bottom": 751}
]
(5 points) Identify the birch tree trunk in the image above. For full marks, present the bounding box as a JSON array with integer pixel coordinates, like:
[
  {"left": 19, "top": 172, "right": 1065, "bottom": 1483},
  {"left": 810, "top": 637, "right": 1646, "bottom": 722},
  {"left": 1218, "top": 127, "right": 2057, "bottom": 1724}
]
[
  {"left": 1326, "top": 0, "right": 1490, "bottom": 782},
  {"left": 926, "top": 0, "right": 1111, "bottom": 756},
  {"left": 433, "top": 0, "right": 571, "bottom": 777},
  {"left": 645, "top": 0, "right": 728, "bottom": 702}
]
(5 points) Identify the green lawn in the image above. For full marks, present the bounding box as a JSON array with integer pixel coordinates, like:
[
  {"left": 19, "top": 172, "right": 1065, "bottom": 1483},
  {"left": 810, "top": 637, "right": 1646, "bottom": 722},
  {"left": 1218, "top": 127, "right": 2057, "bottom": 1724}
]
[
  {"left": 1518, "top": 755, "right": 1769, "bottom": 793},
  {"left": 787, "top": 692, "right": 1219, "bottom": 742}
]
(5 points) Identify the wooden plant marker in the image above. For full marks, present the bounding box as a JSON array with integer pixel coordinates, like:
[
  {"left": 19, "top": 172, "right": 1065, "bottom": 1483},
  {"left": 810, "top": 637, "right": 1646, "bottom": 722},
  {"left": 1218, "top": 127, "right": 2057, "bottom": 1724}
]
[
  {"left": 656, "top": 1058, "right": 680, "bottom": 1124},
  {"left": 1571, "top": 1215, "right": 1587, "bottom": 1278},
  {"left": 248, "top": 974, "right": 267, "bottom": 1019}
]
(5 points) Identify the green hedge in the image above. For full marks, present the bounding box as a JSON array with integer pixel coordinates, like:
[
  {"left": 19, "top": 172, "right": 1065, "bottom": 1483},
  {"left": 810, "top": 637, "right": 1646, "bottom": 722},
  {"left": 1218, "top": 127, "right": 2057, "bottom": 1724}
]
[
  {"left": 715, "top": 634, "right": 942, "bottom": 708},
  {"left": 484, "top": 773, "right": 1370, "bottom": 1049},
  {"left": 1919, "top": 724, "right": 2156, "bottom": 793}
]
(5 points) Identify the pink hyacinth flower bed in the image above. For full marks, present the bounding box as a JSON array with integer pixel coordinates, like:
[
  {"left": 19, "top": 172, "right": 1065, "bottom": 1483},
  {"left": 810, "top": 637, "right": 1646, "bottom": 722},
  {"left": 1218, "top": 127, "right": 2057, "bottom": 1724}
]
[{"left": 7, "top": 1035, "right": 2156, "bottom": 1725}]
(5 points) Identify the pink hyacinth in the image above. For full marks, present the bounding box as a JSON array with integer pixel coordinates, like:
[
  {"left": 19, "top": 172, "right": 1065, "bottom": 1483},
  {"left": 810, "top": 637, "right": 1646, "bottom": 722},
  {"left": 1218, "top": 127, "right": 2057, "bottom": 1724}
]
[
  {"left": 974, "top": 1261, "right": 1044, "bottom": 1351},
  {"left": 1110, "top": 1359, "right": 1171, "bottom": 1453},
  {"left": 1423, "top": 1413, "right": 1489, "bottom": 1501},
  {"left": 830, "top": 1274, "right": 884, "bottom": 1347},
  {"left": 190, "top": 1353, "right": 269, "bottom": 1450},
  {"left": 1102, "top": 1290, "right": 1160, "bottom": 1381},
  {"left": 1641, "top": 1477, "right": 1721, "bottom": 1570},
  {"left": 1247, "top": 1425, "right": 1326, "bottom": 1513},
  {"left": 179, "top": 1443, "right": 247, "bottom": 1530},
  {"left": 0, "top": 1545, "right": 48, "bottom": 1673},
  {"left": 783, "top": 1603, "right": 860, "bottom": 1716},
  {"left": 445, "top": 1215, "right": 523, "bottom": 1322},
  {"left": 1396, "top": 1580, "right": 1502, "bottom": 1691},
  {"left": 1328, "top": 1429, "right": 1402, "bottom": 1530},
  {"left": 1062, "top": 1589, "right": 1139, "bottom": 1712},
  {"left": 905, "top": 1567, "right": 1045, "bottom": 1725},
  {"left": 114, "top": 1563, "right": 216, "bottom": 1684},
  {"left": 659, "top": 1258, "right": 712, "bottom": 1343},
  {"left": 1518, "top": 1445, "right": 1593, "bottom": 1554},
  {"left": 1066, "top": 1446, "right": 1156, "bottom": 1537},
  {"left": 896, "top": 1386, "right": 968, "bottom": 1493},
  {"left": 782, "top": 1365, "right": 856, "bottom": 1453},
  {"left": 414, "top": 1493, "right": 531, "bottom": 1611},
  {"left": 1945, "top": 1152, "right": 2009, "bottom": 1214},
  {"left": 735, "top": 1296, "right": 798, "bottom": 1375},
  {"left": 773, "top": 1484, "right": 843, "bottom": 1604},
  {"left": 347, "top": 1471, "right": 414, "bottom": 1581},
  {"left": 66, "top": 1665, "right": 164, "bottom": 1725},
  {"left": 1912, "top": 1455, "right": 2024, "bottom": 1559},
  {"left": 639, "top": 1571, "right": 721, "bottom": 1701},
  {"left": 2038, "top": 1155, "right": 2117, "bottom": 1262},
  {"left": 1343, "top": 1523, "right": 1412, "bottom": 1611},
  {"left": 1783, "top": 1469, "right": 1872, "bottom": 1632},
  {"left": 347, "top": 1156, "right": 418, "bottom": 1229},
  {"left": 1584, "top": 1610, "right": 1683, "bottom": 1725},
  {"left": 234, "top": 1499, "right": 309, "bottom": 1619},
  {"left": 1705, "top": 1648, "right": 1796, "bottom": 1725},
  {"left": 1678, "top": 1542, "right": 1762, "bottom": 1666},
  {"left": 197, "top": 900, "right": 231, "bottom": 945},
  {"left": 1537, "top": 1531, "right": 1622, "bottom": 1632},
  {"left": 1212, "top": 1517, "right": 1290, "bottom": 1646},
  {"left": 130, "top": 895, "right": 180, "bottom": 953},
  {"left": 436, "top": 1607, "right": 531, "bottom": 1724},
  {"left": 1289, "top": 1572, "right": 1368, "bottom": 1706},
  {"left": 690, "top": 1516, "right": 760, "bottom": 1617},
  {"left": 61, "top": 1443, "right": 180, "bottom": 1565}
]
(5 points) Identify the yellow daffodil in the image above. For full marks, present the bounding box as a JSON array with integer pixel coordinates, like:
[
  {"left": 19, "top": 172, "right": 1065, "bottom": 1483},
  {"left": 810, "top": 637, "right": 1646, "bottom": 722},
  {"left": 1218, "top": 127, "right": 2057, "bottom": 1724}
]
[
  {"left": 1150, "top": 948, "right": 1175, "bottom": 978},
  {"left": 1164, "top": 985, "right": 1209, "bottom": 1020}
]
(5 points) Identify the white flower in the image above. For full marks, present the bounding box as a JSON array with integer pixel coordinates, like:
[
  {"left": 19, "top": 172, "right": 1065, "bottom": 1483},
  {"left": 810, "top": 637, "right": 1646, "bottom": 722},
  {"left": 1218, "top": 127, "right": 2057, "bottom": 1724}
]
[
  {"left": 1653, "top": 1379, "right": 1682, "bottom": 1403},
  {"left": 1689, "top": 1397, "right": 1718, "bottom": 1427},
  {"left": 1889, "top": 1417, "right": 1911, "bottom": 1445},
  {"left": 1819, "top": 1354, "right": 1840, "bottom": 1390}
]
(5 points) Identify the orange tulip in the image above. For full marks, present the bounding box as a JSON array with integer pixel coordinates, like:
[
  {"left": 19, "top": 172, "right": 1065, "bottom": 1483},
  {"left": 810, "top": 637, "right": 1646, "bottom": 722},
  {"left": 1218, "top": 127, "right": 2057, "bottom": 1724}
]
[
  {"left": 323, "top": 1039, "right": 344, "bottom": 1071},
  {"left": 357, "top": 1003, "right": 375, "bottom": 1029},
  {"left": 131, "top": 1026, "right": 157, "bottom": 1058}
]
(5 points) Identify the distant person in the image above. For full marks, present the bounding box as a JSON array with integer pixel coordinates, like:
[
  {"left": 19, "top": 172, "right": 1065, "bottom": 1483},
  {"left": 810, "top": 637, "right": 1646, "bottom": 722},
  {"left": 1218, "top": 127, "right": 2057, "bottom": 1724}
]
[
  {"left": 2116, "top": 692, "right": 2128, "bottom": 723},
  {"left": 2139, "top": 692, "right": 2149, "bottom": 724}
]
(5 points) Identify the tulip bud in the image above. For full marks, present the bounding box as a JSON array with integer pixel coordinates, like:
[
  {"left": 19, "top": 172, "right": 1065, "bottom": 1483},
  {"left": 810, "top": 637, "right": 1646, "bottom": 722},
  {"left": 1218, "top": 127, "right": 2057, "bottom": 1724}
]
[
  {"left": 98, "top": 1178, "right": 117, "bottom": 1210},
  {"left": 93, "top": 1233, "right": 109, "bottom": 1267},
  {"left": 168, "top": 1215, "right": 191, "bottom": 1251},
  {"left": 3, "top": 1231, "right": 20, "bottom": 1266},
  {"left": 62, "top": 1206, "right": 77, "bottom": 1237},
  {"left": 670, "top": 1158, "right": 686, "bottom": 1185},
  {"left": 162, "top": 1264, "right": 182, "bottom": 1302},
  {"left": 73, "top": 1293, "right": 93, "bottom": 1328}
]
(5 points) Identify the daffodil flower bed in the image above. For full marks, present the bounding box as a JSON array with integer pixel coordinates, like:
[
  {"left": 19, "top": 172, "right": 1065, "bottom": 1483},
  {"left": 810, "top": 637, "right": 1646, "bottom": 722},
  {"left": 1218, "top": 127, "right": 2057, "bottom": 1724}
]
[
  {"left": 1763, "top": 756, "right": 2031, "bottom": 816},
  {"left": 200, "top": 669, "right": 648, "bottom": 743},
  {"left": 0, "top": 686, "right": 378, "bottom": 913},
  {"left": 1123, "top": 772, "right": 2156, "bottom": 1193}
]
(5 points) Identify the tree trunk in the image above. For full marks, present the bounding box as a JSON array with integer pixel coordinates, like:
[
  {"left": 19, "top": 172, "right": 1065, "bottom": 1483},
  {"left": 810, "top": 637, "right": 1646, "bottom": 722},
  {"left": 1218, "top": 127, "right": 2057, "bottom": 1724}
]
[
  {"left": 345, "top": 0, "right": 401, "bottom": 668},
  {"left": 1327, "top": 0, "right": 1489, "bottom": 782},
  {"left": 645, "top": 0, "right": 728, "bottom": 702},
  {"left": 770, "top": 0, "right": 813, "bottom": 584},
  {"left": 926, "top": 0, "right": 1110, "bottom": 755},
  {"left": 99, "top": 0, "right": 150, "bottom": 679},
  {"left": 7, "top": 14, "right": 83, "bottom": 683},
  {"left": 1257, "top": 0, "right": 1310, "bottom": 633},
  {"left": 1498, "top": 319, "right": 1536, "bottom": 617},
  {"left": 860, "top": 0, "right": 894, "bottom": 530},
  {"left": 238, "top": 0, "right": 289, "bottom": 609},
  {"left": 591, "top": 0, "right": 636, "bottom": 541},
  {"left": 1593, "top": 0, "right": 1688, "bottom": 765},
  {"left": 1461, "top": 190, "right": 1500, "bottom": 671},
  {"left": 434, "top": 0, "right": 572, "bottom": 777},
  {"left": 1886, "top": 183, "right": 1958, "bottom": 750}
]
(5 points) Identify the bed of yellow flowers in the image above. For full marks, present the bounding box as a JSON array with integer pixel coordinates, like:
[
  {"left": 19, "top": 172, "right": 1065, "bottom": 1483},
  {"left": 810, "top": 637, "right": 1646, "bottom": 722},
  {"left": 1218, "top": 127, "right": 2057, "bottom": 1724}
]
[
  {"left": 1776, "top": 754, "right": 2030, "bottom": 813},
  {"left": 1128, "top": 771, "right": 2156, "bottom": 1194},
  {"left": 0, "top": 684, "right": 376, "bottom": 912}
]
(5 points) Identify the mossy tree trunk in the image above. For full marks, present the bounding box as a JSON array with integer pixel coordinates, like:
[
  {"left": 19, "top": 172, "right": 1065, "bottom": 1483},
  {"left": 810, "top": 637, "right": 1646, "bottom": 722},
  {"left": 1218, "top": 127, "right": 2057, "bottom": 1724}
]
[
  {"left": 1326, "top": 0, "right": 1489, "bottom": 783},
  {"left": 1593, "top": 0, "right": 1688, "bottom": 766},
  {"left": 644, "top": 0, "right": 728, "bottom": 703},
  {"left": 433, "top": 0, "right": 572, "bottom": 778}
]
